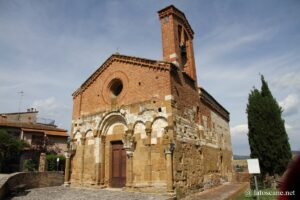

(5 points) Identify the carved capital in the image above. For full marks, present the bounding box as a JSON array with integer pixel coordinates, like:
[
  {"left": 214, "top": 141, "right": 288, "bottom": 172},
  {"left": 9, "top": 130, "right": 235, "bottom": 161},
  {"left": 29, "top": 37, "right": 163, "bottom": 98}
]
[
  {"left": 93, "top": 130, "right": 98, "bottom": 137},
  {"left": 164, "top": 125, "right": 173, "bottom": 132},
  {"left": 125, "top": 129, "right": 134, "bottom": 135},
  {"left": 71, "top": 138, "right": 77, "bottom": 142},
  {"left": 145, "top": 128, "right": 152, "bottom": 136},
  {"left": 70, "top": 142, "right": 77, "bottom": 152},
  {"left": 126, "top": 150, "right": 134, "bottom": 157},
  {"left": 64, "top": 152, "right": 71, "bottom": 159},
  {"left": 80, "top": 137, "right": 86, "bottom": 145},
  {"left": 100, "top": 135, "right": 106, "bottom": 143},
  {"left": 164, "top": 142, "right": 176, "bottom": 155},
  {"left": 123, "top": 130, "right": 135, "bottom": 152}
]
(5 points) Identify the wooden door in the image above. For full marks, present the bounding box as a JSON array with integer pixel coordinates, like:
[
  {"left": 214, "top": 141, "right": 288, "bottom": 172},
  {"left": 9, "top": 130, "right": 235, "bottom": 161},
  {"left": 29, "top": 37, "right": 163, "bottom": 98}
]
[{"left": 111, "top": 141, "right": 126, "bottom": 187}]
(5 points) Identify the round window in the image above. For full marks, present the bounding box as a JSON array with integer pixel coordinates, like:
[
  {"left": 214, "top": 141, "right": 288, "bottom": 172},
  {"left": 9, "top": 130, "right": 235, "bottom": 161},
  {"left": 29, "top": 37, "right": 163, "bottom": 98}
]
[{"left": 109, "top": 78, "right": 123, "bottom": 98}]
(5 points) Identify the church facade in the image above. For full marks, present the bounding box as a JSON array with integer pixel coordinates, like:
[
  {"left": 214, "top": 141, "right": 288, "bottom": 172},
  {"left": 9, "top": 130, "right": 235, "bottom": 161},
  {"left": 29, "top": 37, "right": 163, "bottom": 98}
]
[{"left": 65, "top": 5, "right": 233, "bottom": 196}]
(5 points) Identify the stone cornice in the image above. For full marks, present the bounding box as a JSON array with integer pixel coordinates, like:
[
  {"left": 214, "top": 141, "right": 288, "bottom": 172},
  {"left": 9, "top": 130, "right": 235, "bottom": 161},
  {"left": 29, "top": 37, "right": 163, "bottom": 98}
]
[
  {"left": 158, "top": 5, "right": 194, "bottom": 39},
  {"left": 72, "top": 54, "right": 173, "bottom": 97},
  {"left": 199, "top": 87, "right": 230, "bottom": 122}
]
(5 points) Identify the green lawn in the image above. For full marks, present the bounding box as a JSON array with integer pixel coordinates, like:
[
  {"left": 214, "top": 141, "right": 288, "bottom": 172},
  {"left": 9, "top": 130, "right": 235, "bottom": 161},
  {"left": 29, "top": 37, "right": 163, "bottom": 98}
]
[{"left": 237, "top": 188, "right": 278, "bottom": 200}]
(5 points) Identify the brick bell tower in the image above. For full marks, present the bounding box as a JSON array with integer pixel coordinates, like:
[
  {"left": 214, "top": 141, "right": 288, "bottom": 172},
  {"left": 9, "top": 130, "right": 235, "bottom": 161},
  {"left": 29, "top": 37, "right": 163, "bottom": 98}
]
[{"left": 158, "top": 5, "right": 197, "bottom": 81}]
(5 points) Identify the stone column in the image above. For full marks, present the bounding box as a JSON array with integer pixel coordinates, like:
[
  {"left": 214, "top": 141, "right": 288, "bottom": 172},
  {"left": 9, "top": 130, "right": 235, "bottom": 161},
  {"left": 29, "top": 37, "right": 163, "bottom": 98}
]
[
  {"left": 80, "top": 137, "right": 86, "bottom": 185},
  {"left": 145, "top": 128, "right": 152, "bottom": 186},
  {"left": 123, "top": 129, "right": 134, "bottom": 187},
  {"left": 165, "top": 145, "right": 174, "bottom": 192},
  {"left": 95, "top": 136, "right": 101, "bottom": 185},
  {"left": 38, "top": 152, "right": 46, "bottom": 172},
  {"left": 126, "top": 151, "right": 133, "bottom": 187},
  {"left": 64, "top": 152, "right": 71, "bottom": 186},
  {"left": 100, "top": 135, "right": 106, "bottom": 186}
]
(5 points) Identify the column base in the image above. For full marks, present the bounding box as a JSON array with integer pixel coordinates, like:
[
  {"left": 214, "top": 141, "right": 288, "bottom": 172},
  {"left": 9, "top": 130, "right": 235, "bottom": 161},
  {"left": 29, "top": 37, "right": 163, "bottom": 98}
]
[{"left": 63, "top": 182, "right": 70, "bottom": 187}]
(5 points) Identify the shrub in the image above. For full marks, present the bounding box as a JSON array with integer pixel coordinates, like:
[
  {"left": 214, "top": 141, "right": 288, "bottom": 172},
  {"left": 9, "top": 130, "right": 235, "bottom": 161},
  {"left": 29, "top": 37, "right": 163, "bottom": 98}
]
[
  {"left": 46, "top": 154, "right": 65, "bottom": 171},
  {"left": 23, "top": 159, "right": 36, "bottom": 171},
  {"left": 0, "top": 129, "right": 28, "bottom": 172}
]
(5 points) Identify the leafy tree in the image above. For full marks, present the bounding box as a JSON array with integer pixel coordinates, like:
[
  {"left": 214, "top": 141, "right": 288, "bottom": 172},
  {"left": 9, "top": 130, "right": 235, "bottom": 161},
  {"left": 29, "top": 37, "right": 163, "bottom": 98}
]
[
  {"left": 0, "top": 129, "right": 28, "bottom": 172},
  {"left": 246, "top": 75, "right": 292, "bottom": 176}
]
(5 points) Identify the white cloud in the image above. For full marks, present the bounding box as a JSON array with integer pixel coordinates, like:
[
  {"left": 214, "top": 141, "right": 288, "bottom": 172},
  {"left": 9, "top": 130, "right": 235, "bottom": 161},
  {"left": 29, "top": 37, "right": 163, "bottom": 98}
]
[
  {"left": 285, "top": 123, "right": 293, "bottom": 130},
  {"left": 279, "top": 94, "right": 299, "bottom": 117},
  {"left": 230, "top": 124, "right": 250, "bottom": 155},
  {"left": 198, "top": 24, "right": 276, "bottom": 65},
  {"left": 32, "top": 97, "right": 59, "bottom": 117},
  {"left": 231, "top": 124, "right": 248, "bottom": 136},
  {"left": 31, "top": 97, "right": 70, "bottom": 129},
  {"left": 272, "top": 72, "right": 300, "bottom": 91}
]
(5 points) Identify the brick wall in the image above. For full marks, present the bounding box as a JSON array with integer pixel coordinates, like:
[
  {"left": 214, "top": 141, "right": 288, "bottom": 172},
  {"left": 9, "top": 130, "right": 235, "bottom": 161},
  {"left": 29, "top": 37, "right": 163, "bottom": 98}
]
[{"left": 72, "top": 61, "right": 172, "bottom": 119}]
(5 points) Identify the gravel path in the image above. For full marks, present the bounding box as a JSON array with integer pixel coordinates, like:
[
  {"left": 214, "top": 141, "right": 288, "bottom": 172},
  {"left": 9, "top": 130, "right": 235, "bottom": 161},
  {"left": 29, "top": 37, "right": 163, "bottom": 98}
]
[{"left": 10, "top": 186, "right": 169, "bottom": 200}]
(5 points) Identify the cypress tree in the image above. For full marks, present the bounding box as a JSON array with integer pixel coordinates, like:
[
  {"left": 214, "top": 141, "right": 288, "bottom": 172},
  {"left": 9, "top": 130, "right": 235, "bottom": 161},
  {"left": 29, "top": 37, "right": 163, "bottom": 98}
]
[{"left": 246, "top": 75, "right": 292, "bottom": 176}]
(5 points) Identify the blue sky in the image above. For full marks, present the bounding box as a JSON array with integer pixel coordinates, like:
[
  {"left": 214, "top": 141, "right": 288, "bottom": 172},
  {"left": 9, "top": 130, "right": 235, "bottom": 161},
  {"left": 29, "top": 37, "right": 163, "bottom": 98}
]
[{"left": 0, "top": 0, "right": 299, "bottom": 155}]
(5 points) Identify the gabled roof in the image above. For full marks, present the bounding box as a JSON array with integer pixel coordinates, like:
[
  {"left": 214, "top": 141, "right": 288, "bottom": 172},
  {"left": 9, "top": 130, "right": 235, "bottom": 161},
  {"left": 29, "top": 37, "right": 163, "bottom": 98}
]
[{"left": 72, "top": 54, "right": 174, "bottom": 97}]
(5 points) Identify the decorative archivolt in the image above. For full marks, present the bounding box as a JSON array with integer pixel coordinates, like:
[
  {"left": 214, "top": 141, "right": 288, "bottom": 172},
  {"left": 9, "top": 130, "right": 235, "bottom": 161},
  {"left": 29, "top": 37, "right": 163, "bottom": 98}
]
[
  {"left": 133, "top": 121, "right": 146, "bottom": 139},
  {"left": 97, "top": 111, "right": 128, "bottom": 136},
  {"left": 85, "top": 129, "right": 93, "bottom": 138},
  {"left": 151, "top": 117, "right": 168, "bottom": 137},
  {"left": 132, "top": 116, "right": 168, "bottom": 139},
  {"left": 73, "top": 131, "right": 82, "bottom": 145}
]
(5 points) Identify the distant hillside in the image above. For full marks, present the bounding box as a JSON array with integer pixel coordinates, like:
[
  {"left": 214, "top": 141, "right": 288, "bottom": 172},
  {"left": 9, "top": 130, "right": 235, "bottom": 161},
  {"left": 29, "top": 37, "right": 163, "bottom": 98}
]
[
  {"left": 233, "top": 155, "right": 250, "bottom": 160},
  {"left": 234, "top": 151, "right": 299, "bottom": 160}
]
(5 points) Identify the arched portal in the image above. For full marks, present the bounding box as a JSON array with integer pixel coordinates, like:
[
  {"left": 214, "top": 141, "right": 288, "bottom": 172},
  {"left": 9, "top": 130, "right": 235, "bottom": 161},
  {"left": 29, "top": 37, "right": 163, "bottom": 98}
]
[{"left": 97, "top": 112, "right": 128, "bottom": 188}]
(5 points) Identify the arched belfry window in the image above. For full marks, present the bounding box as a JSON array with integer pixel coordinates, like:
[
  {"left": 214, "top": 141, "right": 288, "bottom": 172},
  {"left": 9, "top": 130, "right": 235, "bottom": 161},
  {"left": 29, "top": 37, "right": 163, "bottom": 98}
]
[{"left": 178, "top": 25, "right": 188, "bottom": 67}]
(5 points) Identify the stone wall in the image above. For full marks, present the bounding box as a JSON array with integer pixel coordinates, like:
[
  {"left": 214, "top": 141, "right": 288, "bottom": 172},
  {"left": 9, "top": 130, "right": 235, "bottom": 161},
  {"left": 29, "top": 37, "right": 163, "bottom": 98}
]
[
  {"left": 171, "top": 85, "right": 233, "bottom": 197},
  {"left": 69, "top": 97, "right": 173, "bottom": 189},
  {"left": 0, "top": 171, "right": 64, "bottom": 199}
]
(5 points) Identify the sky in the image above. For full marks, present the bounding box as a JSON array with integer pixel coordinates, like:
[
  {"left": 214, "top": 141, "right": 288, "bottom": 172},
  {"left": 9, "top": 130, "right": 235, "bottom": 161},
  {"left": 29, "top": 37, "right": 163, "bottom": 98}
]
[{"left": 0, "top": 0, "right": 299, "bottom": 155}]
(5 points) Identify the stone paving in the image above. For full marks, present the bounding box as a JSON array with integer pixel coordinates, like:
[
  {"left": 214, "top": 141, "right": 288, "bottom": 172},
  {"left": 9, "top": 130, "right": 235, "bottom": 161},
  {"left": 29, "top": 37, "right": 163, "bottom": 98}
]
[
  {"left": 9, "top": 186, "right": 170, "bottom": 200},
  {"left": 183, "top": 182, "right": 250, "bottom": 200}
]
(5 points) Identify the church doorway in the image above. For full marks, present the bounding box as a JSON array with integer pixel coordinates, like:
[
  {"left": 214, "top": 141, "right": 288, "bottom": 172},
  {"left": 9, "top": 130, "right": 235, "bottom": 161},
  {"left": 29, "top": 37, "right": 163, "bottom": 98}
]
[{"left": 111, "top": 141, "right": 126, "bottom": 188}]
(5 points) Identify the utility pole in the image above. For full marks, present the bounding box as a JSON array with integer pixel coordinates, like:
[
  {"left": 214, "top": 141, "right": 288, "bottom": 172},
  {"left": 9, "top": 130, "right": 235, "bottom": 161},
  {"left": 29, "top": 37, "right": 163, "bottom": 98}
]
[{"left": 18, "top": 91, "right": 24, "bottom": 120}]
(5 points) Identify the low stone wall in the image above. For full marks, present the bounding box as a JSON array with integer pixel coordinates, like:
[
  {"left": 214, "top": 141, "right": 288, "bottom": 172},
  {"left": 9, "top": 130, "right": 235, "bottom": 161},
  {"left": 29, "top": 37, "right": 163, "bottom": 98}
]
[
  {"left": 233, "top": 172, "right": 250, "bottom": 182},
  {"left": 0, "top": 171, "right": 64, "bottom": 199}
]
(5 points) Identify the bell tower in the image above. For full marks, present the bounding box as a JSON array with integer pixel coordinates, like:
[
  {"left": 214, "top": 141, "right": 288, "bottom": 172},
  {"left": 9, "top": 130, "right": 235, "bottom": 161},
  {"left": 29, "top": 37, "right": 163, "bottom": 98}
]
[{"left": 158, "top": 5, "right": 197, "bottom": 81}]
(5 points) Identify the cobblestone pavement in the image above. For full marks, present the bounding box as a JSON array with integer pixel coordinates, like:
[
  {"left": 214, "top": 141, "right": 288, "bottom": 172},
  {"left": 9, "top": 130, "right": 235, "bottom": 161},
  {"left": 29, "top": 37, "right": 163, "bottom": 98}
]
[
  {"left": 183, "top": 182, "right": 250, "bottom": 200},
  {"left": 10, "top": 186, "right": 170, "bottom": 200}
]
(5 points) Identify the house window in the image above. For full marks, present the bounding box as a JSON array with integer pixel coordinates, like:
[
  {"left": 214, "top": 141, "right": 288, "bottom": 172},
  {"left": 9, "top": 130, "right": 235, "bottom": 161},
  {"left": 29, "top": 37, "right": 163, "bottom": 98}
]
[{"left": 31, "top": 135, "right": 44, "bottom": 145}]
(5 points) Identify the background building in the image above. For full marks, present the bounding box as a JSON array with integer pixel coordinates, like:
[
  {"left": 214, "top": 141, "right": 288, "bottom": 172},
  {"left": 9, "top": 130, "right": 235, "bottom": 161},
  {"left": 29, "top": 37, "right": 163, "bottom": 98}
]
[{"left": 0, "top": 108, "right": 68, "bottom": 171}]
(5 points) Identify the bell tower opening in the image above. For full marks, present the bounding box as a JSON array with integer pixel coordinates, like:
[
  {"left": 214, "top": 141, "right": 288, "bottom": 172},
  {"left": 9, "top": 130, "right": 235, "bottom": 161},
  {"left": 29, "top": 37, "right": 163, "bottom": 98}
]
[
  {"left": 178, "top": 25, "right": 188, "bottom": 67},
  {"left": 158, "top": 5, "right": 197, "bottom": 81}
]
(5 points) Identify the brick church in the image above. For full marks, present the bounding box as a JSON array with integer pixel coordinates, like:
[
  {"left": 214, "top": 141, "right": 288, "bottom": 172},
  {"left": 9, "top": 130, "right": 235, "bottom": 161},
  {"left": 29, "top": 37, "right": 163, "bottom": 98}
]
[{"left": 65, "top": 5, "right": 233, "bottom": 196}]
